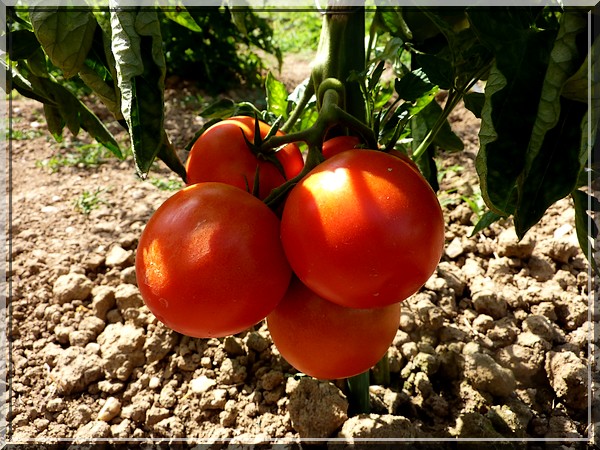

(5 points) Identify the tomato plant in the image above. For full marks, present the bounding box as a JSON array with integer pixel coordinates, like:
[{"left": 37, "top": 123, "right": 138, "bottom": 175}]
[
  {"left": 267, "top": 276, "right": 401, "bottom": 380},
  {"left": 185, "top": 116, "right": 304, "bottom": 200},
  {"left": 281, "top": 149, "right": 445, "bottom": 309},
  {"left": 8, "top": 4, "right": 598, "bottom": 418},
  {"left": 135, "top": 182, "right": 292, "bottom": 338}
]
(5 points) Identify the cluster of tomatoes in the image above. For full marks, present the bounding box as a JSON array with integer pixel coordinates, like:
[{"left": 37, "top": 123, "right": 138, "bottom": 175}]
[{"left": 135, "top": 116, "right": 445, "bottom": 380}]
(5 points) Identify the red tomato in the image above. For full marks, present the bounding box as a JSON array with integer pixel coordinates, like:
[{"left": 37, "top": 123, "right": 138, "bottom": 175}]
[
  {"left": 185, "top": 116, "right": 304, "bottom": 200},
  {"left": 135, "top": 182, "right": 292, "bottom": 338},
  {"left": 322, "top": 135, "right": 362, "bottom": 159},
  {"left": 280, "top": 149, "right": 445, "bottom": 309},
  {"left": 267, "top": 277, "right": 401, "bottom": 380},
  {"left": 389, "top": 149, "right": 420, "bottom": 172}
]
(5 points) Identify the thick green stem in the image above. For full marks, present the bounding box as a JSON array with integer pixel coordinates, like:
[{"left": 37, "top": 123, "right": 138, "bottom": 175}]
[
  {"left": 312, "top": 5, "right": 366, "bottom": 126},
  {"left": 347, "top": 371, "right": 371, "bottom": 415}
]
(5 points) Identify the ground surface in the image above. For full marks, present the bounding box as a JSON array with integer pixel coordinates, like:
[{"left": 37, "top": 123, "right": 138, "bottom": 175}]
[{"left": 6, "top": 57, "right": 599, "bottom": 448}]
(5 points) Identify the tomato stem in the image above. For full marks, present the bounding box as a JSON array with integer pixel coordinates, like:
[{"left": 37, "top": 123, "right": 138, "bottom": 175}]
[{"left": 347, "top": 371, "right": 371, "bottom": 415}]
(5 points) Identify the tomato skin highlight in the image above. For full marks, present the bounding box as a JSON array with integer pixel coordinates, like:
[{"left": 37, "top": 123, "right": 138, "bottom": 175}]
[
  {"left": 185, "top": 116, "right": 304, "bottom": 200},
  {"left": 280, "top": 149, "right": 445, "bottom": 309},
  {"left": 135, "top": 182, "right": 292, "bottom": 338},
  {"left": 267, "top": 277, "right": 401, "bottom": 380}
]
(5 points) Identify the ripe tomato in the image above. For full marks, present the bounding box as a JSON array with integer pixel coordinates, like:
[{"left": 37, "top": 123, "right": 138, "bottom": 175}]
[
  {"left": 280, "top": 149, "right": 445, "bottom": 309},
  {"left": 267, "top": 277, "right": 401, "bottom": 380},
  {"left": 322, "top": 136, "right": 420, "bottom": 173},
  {"left": 321, "top": 135, "right": 362, "bottom": 159},
  {"left": 185, "top": 116, "right": 304, "bottom": 200},
  {"left": 135, "top": 182, "right": 292, "bottom": 338}
]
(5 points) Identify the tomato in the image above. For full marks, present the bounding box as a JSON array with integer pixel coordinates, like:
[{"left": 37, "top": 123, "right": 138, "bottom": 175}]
[
  {"left": 135, "top": 182, "right": 292, "bottom": 338},
  {"left": 322, "top": 136, "right": 420, "bottom": 173},
  {"left": 267, "top": 277, "right": 401, "bottom": 380},
  {"left": 321, "top": 135, "right": 362, "bottom": 159},
  {"left": 280, "top": 149, "right": 445, "bottom": 309},
  {"left": 389, "top": 149, "right": 420, "bottom": 172},
  {"left": 185, "top": 116, "right": 304, "bottom": 200}
]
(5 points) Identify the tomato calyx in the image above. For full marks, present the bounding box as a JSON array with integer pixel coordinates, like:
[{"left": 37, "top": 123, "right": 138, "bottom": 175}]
[{"left": 238, "top": 115, "right": 289, "bottom": 183}]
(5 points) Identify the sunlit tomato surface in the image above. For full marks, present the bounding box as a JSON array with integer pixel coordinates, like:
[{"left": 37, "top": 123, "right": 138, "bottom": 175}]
[
  {"left": 267, "top": 277, "right": 401, "bottom": 380},
  {"left": 321, "top": 135, "right": 362, "bottom": 159},
  {"left": 280, "top": 149, "right": 445, "bottom": 309},
  {"left": 135, "top": 182, "right": 292, "bottom": 338},
  {"left": 185, "top": 116, "right": 304, "bottom": 200}
]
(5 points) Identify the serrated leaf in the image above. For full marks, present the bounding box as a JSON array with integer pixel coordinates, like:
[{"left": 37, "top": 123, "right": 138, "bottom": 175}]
[
  {"left": 514, "top": 99, "right": 587, "bottom": 238},
  {"left": 266, "top": 72, "right": 288, "bottom": 119},
  {"left": 30, "top": 8, "right": 97, "bottom": 79},
  {"left": 474, "top": 23, "right": 556, "bottom": 217},
  {"left": 110, "top": 7, "right": 171, "bottom": 178},
  {"left": 524, "top": 11, "right": 587, "bottom": 177}
]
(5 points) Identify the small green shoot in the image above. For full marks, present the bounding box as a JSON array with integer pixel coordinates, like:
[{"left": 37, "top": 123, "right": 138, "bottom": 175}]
[
  {"left": 148, "top": 177, "right": 183, "bottom": 191},
  {"left": 73, "top": 187, "right": 108, "bottom": 215},
  {"left": 9, "top": 128, "right": 44, "bottom": 140},
  {"left": 36, "top": 142, "right": 113, "bottom": 172}
]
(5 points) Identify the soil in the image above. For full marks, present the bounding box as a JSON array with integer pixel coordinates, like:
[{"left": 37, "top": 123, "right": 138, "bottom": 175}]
[{"left": 6, "top": 55, "right": 599, "bottom": 448}]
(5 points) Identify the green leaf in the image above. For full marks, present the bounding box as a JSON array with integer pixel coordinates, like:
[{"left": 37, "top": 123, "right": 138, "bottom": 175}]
[
  {"left": 110, "top": 8, "right": 175, "bottom": 178},
  {"left": 29, "top": 8, "right": 97, "bottom": 79},
  {"left": 394, "top": 69, "right": 435, "bottom": 102},
  {"left": 572, "top": 189, "right": 599, "bottom": 276},
  {"left": 514, "top": 99, "right": 588, "bottom": 238},
  {"left": 415, "top": 145, "right": 439, "bottom": 192},
  {"left": 415, "top": 53, "right": 453, "bottom": 90},
  {"left": 470, "top": 210, "right": 503, "bottom": 236},
  {"left": 373, "top": 8, "right": 412, "bottom": 41},
  {"left": 198, "top": 98, "right": 262, "bottom": 121},
  {"left": 474, "top": 23, "right": 557, "bottom": 217},
  {"left": 412, "top": 100, "right": 463, "bottom": 153},
  {"left": 523, "top": 11, "right": 587, "bottom": 178},
  {"left": 265, "top": 72, "right": 289, "bottom": 119},
  {"left": 161, "top": 5, "right": 202, "bottom": 32},
  {"left": 511, "top": 11, "right": 589, "bottom": 237},
  {"left": 463, "top": 92, "right": 484, "bottom": 118},
  {"left": 184, "top": 118, "right": 222, "bottom": 152},
  {"left": 43, "top": 103, "right": 64, "bottom": 141},
  {"left": 7, "top": 29, "right": 41, "bottom": 60}
]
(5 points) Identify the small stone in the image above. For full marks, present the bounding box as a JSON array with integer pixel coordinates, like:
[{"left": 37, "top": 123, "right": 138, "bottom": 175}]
[
  {"left": 286, "top": 377, "right": 348, "bottom": 438},
  {"left": 472, "top": 289, "right": 507, "bottom": 319},
  {"left": 445, "top": 237, "right": 464, "bottom": 259},
  {"left": 97, "top": 397, "right": 121, "bottom": 422},
  {"left": 463, "top": 352, "right": 516, "bottom": 398},
  {"left": 114, "top": 284, "right": 143, "bottom": 312},
  {"left": 338, "top": 414, "right": 419, "bottom": 440},
  {"left": 73, "top": 420, "right": 111, "bottom": 440},
  {"left": 190, "top": 375, "right": 217, "bottom": 394},
  {"left": 545, "top": 351, "right": 588, "bottom": 410},
  {"left": 497, "top": 228, "right": 535, "bottom": 258},
  {"left": 245, "top": 331, "right": 269, "bottom": 353},
  {"left": 91, "top": 285, "right": 116, "bottom": 320},
  {"left": 105, "top": 244, "right": 133, "bottom": 268},
  {"left": 52, "top": 273, "right": 93, "bottom": 304},
  {"left": 223, "top": 336, "right": 245, "bottom": 356}
]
